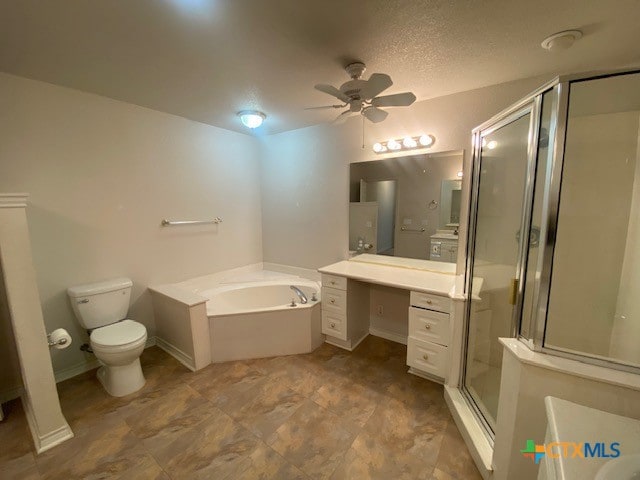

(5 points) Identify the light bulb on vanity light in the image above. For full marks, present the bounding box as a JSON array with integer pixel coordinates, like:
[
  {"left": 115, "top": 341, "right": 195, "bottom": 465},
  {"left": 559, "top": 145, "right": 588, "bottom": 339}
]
[
  {"left": 457, "top": 171, "right": 463, "bottom": 178},
  {"left": 403, "top": 136, "right": 417, "bottom": 148},
  {"left": 419, "top": 135, "right": 434, "bottom": 147},
  {"left": 387, "top": 139, "right": 401, "bottom": 151},
  {"left": 373, "top": 142, "right": 385, "bottom": 153}
]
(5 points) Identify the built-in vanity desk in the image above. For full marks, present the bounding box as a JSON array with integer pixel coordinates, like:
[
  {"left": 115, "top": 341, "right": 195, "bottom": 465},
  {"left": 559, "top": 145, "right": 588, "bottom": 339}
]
[{"left": 318, "top": 254, "right": 456, "bottom": 382}]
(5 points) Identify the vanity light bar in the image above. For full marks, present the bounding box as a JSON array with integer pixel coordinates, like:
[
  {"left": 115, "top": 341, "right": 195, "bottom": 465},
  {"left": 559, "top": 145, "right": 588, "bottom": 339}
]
[{"left": 372, "top": 135, "right": 435, "bottom": 154}]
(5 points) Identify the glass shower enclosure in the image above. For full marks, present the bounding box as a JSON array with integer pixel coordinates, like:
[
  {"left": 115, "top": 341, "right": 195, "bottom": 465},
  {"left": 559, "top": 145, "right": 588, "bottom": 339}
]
[{"left": 462, "top": 68, "right": 640, "bottom": 437}]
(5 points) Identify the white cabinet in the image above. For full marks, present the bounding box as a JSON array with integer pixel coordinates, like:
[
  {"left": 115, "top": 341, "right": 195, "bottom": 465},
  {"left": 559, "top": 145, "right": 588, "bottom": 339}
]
[
  {"left": 321, "top": 274, "right": 369, "bottom": 351},
  {"left": 407, "top": 290, "right": 451, "bottom": 382}
]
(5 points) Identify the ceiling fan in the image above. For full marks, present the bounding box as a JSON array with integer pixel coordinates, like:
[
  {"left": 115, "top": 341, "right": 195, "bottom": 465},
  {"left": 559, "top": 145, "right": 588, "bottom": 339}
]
[{"left": 309, "top": 62, "right": 416, "bottom": 124}]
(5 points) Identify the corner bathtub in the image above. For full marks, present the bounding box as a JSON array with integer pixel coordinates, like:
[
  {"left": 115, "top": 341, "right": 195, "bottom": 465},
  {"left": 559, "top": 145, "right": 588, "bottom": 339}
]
[
  {"left": 150, "top": 269, "right": 324, "bottom": 368},
  {"left": 203, "top": 280, "right": 323, "bottom": 362}
]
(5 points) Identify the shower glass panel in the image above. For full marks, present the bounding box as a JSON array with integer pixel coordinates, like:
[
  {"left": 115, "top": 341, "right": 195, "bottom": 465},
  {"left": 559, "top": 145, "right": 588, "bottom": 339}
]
[
  {"left": 543, "top": 72, "right": 640, "bottom": 366},
  {"left": 464, "top": 109, "right": 533, "bottom": 431}
]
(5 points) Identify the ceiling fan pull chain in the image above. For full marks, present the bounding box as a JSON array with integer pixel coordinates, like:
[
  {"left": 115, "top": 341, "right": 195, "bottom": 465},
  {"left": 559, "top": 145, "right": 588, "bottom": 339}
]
[{"left": 362, "top": 114, "right": 365, "bottom": 149}]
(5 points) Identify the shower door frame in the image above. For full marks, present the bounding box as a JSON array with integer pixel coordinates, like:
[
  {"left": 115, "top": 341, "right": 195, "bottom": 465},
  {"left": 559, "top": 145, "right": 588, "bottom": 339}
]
[
  {"left": 460, "top": 66, "right": 640, "bottom": 439},
  {"left": 461, "top": 94, "right": 543, "bottom": 437}
]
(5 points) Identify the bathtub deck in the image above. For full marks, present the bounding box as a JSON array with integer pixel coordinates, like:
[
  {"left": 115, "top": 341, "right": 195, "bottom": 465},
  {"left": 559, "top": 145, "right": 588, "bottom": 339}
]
[{"left": 1, "top": 336, "right": 481, "bottom": 480}]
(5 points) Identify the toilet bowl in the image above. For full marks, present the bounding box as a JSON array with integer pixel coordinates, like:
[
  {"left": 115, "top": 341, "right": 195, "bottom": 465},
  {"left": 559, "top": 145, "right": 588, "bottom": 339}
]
[
  {"left": 67, "top": 278, "right": 147, "bottom": 397},
  {"left": 90, "top": 319, "right": 147, "bottom": 397}
]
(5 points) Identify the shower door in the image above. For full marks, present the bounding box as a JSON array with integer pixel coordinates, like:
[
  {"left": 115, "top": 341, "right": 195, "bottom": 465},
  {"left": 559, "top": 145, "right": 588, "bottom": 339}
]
[{"left": 462, "top": 101, "right": 539, "bottom": 433}]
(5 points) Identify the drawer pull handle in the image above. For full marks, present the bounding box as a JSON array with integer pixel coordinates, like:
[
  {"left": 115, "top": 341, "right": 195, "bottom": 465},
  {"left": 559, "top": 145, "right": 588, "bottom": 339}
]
[
  {"left": 425, "top": 324, "right": 431, "bottom": 330},
  {"left": 330, "top": 322, "right": 336, "bottom": 328},
  {"left": 422, "top": 354, "right": 429, "bottom": 361},
  {"left": 330, "top": 299, "right": 335, "bottom": 304}
]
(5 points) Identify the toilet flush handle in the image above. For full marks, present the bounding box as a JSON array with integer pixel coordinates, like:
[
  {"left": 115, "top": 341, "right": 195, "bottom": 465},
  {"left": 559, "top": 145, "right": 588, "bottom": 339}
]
[{"left": 77, "top": 299, "right": 89, "bottom": 304}]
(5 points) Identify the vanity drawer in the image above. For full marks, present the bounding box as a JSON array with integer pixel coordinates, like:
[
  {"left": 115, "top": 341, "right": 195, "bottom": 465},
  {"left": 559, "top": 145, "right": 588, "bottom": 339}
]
[
  {"left": 322, "top": 274, "right": 347, "bottom": 291},
  {"left": 410, "top": 291, "right": 450, "bottom": 313},
  {"left": 322, "top": 311, "right": 347, "bottom": 341},
  {"left": 408, "top": 307, "right": 450, "bottom": 347},
  {"left": 407, "top": 338, "right": 447, "bottom": 378},
  {"left": 322, "top": 286, "right": 347, "bottom": 313}
]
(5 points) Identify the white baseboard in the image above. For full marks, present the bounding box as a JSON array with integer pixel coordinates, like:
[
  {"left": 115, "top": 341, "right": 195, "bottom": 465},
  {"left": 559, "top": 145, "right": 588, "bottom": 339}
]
[
  {"left": 54, "top": 359, "right": 101, "bottom": 384},
  {"left": 22, "top": 394, "right": 74, "bottom": 454},
  {"left": 408, "top": 367, "right": 444, "bottom": 384},
  {"left": 155, "top": 337, "right": 196, "bottom": 371},
  {"left": 53, "top": 338, "right": 158, "bottom": 384},
  {"left": 369, "top": 327, "right": 407, "bottom": 345},
  {"left": 324, "top": 331, "right": 369, "bottom": 352}
]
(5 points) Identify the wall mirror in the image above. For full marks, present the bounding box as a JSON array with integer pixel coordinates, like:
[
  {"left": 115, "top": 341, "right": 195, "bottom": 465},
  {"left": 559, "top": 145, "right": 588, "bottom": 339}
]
[{"left": 349, "top": 149, "right": 464, "bottom": 262}]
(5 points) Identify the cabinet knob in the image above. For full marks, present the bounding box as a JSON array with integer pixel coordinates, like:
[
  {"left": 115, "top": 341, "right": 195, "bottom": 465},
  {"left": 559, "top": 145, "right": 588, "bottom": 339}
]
[
  {"left": 425, "top": 324, "right": 431, "bottom": 330},
  {"left": 426, "top": 299, "right": 433, "bottom": 304},
  {"left": 330, "top": 299, "right": 335, "bottom": 304},
  {"left": 422, "top": 354, "right": 429, "bottom": 361},
  {"left": 330, "top": 322, "right": 336, "bottom": 328},
  {"left": 331, "top": 281, "right": 336, "bottom": 285}
]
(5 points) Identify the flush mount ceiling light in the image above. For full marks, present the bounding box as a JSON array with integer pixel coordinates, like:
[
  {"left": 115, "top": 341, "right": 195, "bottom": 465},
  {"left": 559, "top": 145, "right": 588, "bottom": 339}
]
[
  {"left": 238, "top": 110, "right": 266, "bottom": 129},
  {"left": 541, "top": 30, "right": 582, "bottom": 52},
  {"left": 372, "top": 134, "right": 436, "bottom": 154}
]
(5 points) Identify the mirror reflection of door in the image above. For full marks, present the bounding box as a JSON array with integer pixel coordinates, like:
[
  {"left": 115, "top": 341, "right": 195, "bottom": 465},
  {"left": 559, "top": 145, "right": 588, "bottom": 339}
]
[{"left": 357, "top": 179, "right": 397, "bottom": 255}]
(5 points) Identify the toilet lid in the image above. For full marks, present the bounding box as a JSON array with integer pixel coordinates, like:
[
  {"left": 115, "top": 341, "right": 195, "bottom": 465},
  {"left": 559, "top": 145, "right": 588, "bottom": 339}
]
[{"left": 90, "top": 319, "right": 146, "bottom": 347}]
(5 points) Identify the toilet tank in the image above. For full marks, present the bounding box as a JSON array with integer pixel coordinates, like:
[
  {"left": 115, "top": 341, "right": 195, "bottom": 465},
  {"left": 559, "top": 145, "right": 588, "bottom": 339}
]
[{"left": 67, "top": 278, "right": 133, "bottom": 330}]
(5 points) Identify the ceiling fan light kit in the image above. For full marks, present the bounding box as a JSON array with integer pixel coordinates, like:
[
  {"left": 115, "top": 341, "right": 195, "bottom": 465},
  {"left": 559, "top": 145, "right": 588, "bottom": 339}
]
[
  {"left": 373, "top": 134, "right": 435, "bottom": 154},
  {"left": 312, "top": 62, "right": 417, "bottom": 124}
]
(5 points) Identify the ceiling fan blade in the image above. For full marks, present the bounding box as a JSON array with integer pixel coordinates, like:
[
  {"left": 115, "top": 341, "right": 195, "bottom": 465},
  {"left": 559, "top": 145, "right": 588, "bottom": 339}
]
[
  {"left": 333, "top": 110, "right": 356, "bottom": 124},
  {"left": 371, "top": 92, "right": 417, "bottom": 107},
  {"left": 314, "top": 84, "right": 351, "bottom": 103},
  {"left": 362, "top": 106, "right": 389, "bottom": 123},
  {"left": 361, "top": 73, "right": 392, "bottom": 99},
  {"left": 304, "top": 104, "right": 346, "bottom": 110}
]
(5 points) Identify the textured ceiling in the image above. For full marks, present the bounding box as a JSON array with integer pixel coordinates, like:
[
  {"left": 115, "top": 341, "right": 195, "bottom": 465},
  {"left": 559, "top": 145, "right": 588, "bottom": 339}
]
[{"left": 1, "top": 0, "right": 639, "bottom": 135}]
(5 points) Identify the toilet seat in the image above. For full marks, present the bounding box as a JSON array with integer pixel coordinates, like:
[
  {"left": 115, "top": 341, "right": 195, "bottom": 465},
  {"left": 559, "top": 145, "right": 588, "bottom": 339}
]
[{"left": 90, "top": 319, "right": 147, "bottom": 349}]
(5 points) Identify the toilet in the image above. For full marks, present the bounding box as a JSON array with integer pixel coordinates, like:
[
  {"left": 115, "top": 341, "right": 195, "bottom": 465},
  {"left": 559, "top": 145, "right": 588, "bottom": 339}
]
[{"left": 67, "top": 277, "right": 147, "bottom": 397}]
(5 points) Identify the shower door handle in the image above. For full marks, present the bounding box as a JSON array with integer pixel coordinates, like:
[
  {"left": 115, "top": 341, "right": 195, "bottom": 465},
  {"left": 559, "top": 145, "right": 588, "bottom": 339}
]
[{"left": 509, "top": 278, "right": 518, "bottom": 306}]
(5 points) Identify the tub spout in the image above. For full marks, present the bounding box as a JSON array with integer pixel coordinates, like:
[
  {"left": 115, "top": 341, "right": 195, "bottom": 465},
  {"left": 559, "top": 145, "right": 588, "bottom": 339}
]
[{"left": 290, "top": 285, "right": 308, "bottom": 304}]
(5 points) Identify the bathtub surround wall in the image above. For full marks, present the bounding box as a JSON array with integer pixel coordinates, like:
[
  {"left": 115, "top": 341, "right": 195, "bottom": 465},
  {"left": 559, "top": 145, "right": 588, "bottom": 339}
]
[{"left": 0, "top": 73, "right": 263, "bottom": 385}]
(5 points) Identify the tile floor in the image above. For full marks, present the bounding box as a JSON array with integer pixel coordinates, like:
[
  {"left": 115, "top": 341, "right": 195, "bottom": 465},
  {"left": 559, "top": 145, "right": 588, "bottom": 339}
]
[{"left": 0, "top": 336, "right": 482, "bottom": 479}]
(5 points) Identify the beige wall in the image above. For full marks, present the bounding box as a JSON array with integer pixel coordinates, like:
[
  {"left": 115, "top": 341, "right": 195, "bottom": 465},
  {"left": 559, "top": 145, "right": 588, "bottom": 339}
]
[
  {"left": 0, "top": 73, "right": 263, "bottom": 378},
  {"left": 260, "top": 75, "right": 550, "bottom": 272}
]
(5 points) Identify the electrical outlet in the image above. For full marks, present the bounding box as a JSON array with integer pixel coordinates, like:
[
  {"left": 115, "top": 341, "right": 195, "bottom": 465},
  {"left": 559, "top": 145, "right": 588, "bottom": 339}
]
[{"left": 377, "top": 305, "right": 384, "bottom": 316}]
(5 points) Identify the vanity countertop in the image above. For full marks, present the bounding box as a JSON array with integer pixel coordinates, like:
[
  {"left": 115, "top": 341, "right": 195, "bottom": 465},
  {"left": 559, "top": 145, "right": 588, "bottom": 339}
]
[{"left": 318, "top": 255, "right": 456, "bottom": 296}]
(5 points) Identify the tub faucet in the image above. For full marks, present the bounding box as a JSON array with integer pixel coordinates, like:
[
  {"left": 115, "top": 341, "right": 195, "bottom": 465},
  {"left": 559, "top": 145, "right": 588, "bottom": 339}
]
[{"left": 290, "top": 286, "right": 308, "bottom": 304}]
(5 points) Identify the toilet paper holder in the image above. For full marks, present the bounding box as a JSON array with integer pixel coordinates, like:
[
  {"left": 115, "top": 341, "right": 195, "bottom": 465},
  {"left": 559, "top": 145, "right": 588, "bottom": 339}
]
[
  {"left": 47, "top": 335, "right": 68, "bottom": 348},
  {"left": 47, "top": 328, "right": 72, "bottom": 349}
]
